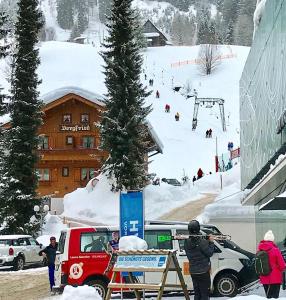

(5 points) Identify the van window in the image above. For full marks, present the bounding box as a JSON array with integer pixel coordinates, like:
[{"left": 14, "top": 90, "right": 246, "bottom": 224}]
[
  {"left": 176, "top": 230, "right": 189, "bottom": 251},
  {"left": 58, "top": 232, "right": 67, "bottom": 254},
  {"left": 145, "top": 230, "right": 172, "bottom": 250},
  {"left": 81, "top": 232, "right": 109, "bottom": 253}
]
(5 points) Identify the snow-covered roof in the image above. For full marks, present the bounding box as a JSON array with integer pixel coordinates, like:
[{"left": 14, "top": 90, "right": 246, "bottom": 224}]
[
  {"left": 41, "top": 86, "right": 105, "bottom": 107},
  {"left": 144, "top": 32, "right": 160, "bottom": 38},
  {"left": 0, "top": 235, "right": 31, "bottom": 239},
  {"left": 146, "top": 120, "right": 164, "bottom": 154}
]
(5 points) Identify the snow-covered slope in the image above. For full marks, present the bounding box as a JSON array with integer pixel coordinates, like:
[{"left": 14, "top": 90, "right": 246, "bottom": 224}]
[{"left": 1, "top": 41, "right": 249, "bottom": 179}]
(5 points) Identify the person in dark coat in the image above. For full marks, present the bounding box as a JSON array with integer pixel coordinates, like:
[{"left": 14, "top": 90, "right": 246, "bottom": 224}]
[
  {"left": 206, "top": 130, "right": 209, "bottom": 138},
  {"left": 192, "top": 176, "right": 197, "bottom": 185},
  {"left": 39, "top": 236, "right": 58, "bottom": 291},
  {"left": 175, "top": 112, "right": 180, "bottom": 121},
  {"left": 258, "top": 230, "right": 286, "bottom": 298},
  {"left": 156, "top": 90, "right": 160, "bottom": 98},
  {"left": 184, "top": 220, "right": 214, "bottom": 300}
]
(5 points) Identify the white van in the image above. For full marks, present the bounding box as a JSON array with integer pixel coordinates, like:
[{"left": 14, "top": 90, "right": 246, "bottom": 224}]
[{"left": 54, "top": 222, "right": 257, "bottom": 298}]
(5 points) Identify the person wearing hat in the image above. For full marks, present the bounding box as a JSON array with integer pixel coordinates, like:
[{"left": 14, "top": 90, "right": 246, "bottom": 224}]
[
  {"left": 257, "top": 230, "right": 286, "bottom": 298},
  {"left": 184, "top": 220, "right": 214, "bottom": 300},
  {"left": 39, "top": 236, "right": 58, "bottom": 292}
]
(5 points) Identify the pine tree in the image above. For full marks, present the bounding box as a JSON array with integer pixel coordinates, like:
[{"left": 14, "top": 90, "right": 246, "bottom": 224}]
[
  {"left": 0, "top": 0, "right": 43, "bottom": 234},
  {"left": 56, "top": 0, "right": 74, "bottom": 30},
  {"left": 100, "top": 0, "right": 152, "bottom": 190},
  {"left": 75, "top": 0, "right": 89, "bottom": 34},
  {"left": 0, "top": 12, "right": 10, "bottom": 182}
]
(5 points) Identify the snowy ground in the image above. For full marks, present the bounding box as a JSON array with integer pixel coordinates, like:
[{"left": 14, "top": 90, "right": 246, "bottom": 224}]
[{"left": 44, "top": 285, "right": 286, "bottom": 300}]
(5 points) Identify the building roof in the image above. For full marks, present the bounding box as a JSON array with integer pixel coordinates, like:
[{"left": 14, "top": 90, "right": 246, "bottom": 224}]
[
  {"left": 42, "top": 86, "right": 105, "bottom": 106},
  {"left": 146, "top": 120, "right": 164, "bottom": 154},
  {"left": 143, "top": 20, "right": 168, "bottom": 41}
]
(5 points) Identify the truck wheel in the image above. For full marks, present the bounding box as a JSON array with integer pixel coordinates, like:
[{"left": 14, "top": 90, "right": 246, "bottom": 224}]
[
  {"left": 14, "top": 256, "right": 25, "bottom": 271},
  {"left": 214, "top": 273, "right": 239, "bottom": 297},
  {"left": 85, "top": 279, "right": 107, "bottom": 298}
]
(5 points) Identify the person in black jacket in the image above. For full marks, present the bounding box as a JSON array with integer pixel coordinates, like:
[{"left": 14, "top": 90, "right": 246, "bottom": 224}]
[
  {"left": 184, "top": 220, "right": 214, "bottom": 300},
  {"left": 39, "top": 236, "right": 58, "bottom": 292}
]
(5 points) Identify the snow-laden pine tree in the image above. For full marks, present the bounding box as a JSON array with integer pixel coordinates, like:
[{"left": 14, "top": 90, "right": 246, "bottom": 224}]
[
  {"left": 100, "top": 0, "right": 152, "bottom": 190},
  {"left": 0, "top": 0, "right": 43, "bottom": 234},
  {"left": 57, "top": 0, "right": 74, "bottom": 29},
  {"left": 0, "top": 11, "right": 10, "bottom": 193}
]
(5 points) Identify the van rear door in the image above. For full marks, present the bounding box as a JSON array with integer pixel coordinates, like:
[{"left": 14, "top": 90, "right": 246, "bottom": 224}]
[
  {"left": 144, "top": 229, "right": 176, "bottom": 286},
  {"left": 54, "top": 230, "right": 67, "bottom": 288}
]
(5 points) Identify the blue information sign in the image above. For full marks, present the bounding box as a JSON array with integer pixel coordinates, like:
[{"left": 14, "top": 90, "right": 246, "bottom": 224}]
[{"left": 120, "top": 191, "right": 144, "bottom": 239}]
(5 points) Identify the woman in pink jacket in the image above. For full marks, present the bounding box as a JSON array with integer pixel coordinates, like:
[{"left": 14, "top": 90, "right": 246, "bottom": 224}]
[{"left": 258, "top": 230, "right": 286, "bottom": 298}]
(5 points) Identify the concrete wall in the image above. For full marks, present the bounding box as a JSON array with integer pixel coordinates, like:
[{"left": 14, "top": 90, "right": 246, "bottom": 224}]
[{"left": 208, "top": 217, "right": 257, "bottom": 253}]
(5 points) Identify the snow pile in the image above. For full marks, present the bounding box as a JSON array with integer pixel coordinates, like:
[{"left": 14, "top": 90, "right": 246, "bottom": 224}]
[
  {"left": 60, "top": 285, "right": 102, "bottom": 300},
  {"left": 62, "top": 173, "right": 201, "bottom": 224},
  {"left": 253, "top": 0, "right": 267, "bottom": 37},
  {"left": 119, "top": 236, "right": 148, "bottom": 251},
  {"left": 197, "top": 165, "right": 255, "bottom": 223},
  {"left": 62, "top": 165, "right": 242, "bottom": 224},
  {"left": 36, "top": 213, "right": 67, "bottom": 246}
]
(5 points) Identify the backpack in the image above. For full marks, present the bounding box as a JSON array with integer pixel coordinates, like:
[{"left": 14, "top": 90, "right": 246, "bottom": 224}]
[{"left": 255, "top": 250, "right": 272, "bottom": 276}]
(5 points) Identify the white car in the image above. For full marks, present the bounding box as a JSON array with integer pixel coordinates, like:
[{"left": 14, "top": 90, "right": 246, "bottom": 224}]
[{"left": 0, "top": 235, "right": 44, "bottom": 270}]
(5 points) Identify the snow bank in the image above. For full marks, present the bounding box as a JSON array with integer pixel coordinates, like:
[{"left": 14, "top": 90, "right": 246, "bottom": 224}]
[
  {"left": 119, "top": 236, "right": 148, "bottom": 251},
  {"left": 197, "top": 165, "right": 255, "bottom": 223},
  {"left": 60, "top": 285, "right": 102, "bottom": 300},
  {"left": 62, "top": 173, "right": 202, "bottom": 224},
  {"left": 37, "top": 213, "right": 67, "bottom": 246},
  {"left": 62, "top": 165, "right": 242, "bottom": 225}
]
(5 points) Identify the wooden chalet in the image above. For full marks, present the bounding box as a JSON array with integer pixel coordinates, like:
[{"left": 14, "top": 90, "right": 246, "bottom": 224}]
[
  {"left": 143, "top": 20, "right": 168, "bottom": 47},
  {"left": 37, "top": 87, "right": 107, "bottom": 198},
  {"left": 1, "top": 87, "right": 163, "bottom": 206}
]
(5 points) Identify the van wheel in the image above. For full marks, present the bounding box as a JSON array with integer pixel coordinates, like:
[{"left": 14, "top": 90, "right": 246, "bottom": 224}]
[
  {"left": 85, "top": 279, "right": 107, "bottom": 298},
  {"left": 14, "top": 256, "right": 25, "bottom": 271},
  {"left": 214, "top": 273, "right": 239, "bottom": 297}
]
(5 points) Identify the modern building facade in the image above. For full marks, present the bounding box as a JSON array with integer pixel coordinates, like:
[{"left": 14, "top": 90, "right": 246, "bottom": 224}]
[{"left": 240, "top": 0, "right": 286, "bottom": 244}]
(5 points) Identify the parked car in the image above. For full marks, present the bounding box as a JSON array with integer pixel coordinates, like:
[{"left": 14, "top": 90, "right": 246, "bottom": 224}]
[
  {"left": 53, "top": 223, "right": 257, "bottom": 298},
  {"left": 161, "top": 178, "right": 182, "bottom": 186},
  {"left": 0, "top": 235, "right": 44, "bottom": 270}
]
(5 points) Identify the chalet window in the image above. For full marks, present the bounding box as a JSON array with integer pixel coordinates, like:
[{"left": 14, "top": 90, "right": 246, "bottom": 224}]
[
  {"left": 81, "top": 168, "right": 96, "bottom": 181},
  {"left": 62, "top": 167, "right": 69, "bottom": 177},
  {"left": 82, "top": 136, "right": 94, "bottom": 149},
  {"left": 63, "top": 114, "right": 72, "bottom": 123},
  {"left": 36, "top": 168, "right": 50, "bottom": 181},
  {"left": 66, "top": 136, "right": 73, "bottom": 145},
  {"left": 81, "top": 114, "right": 89, "bottom": 123},
  {"left": 38, "top": 136, "right": 49, "bottom": 150}
]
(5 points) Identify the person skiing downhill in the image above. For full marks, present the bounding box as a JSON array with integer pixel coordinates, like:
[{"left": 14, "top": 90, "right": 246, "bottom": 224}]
[
  {"left": 257, "top": 230, "right": 286, "bottom": 298},
  {"left": 175, "top": 112, "right": 180, "bottom": 121},
  {"left": 197, "top": 168, "right": 203, "bottom": 179}
]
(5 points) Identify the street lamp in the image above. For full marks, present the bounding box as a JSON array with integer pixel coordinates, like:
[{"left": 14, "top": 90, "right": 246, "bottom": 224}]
[{"left": 34, "top": 204, "right": 50, "bottom": 235}]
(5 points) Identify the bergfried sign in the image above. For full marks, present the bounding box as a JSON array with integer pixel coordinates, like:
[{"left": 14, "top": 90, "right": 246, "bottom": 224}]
[{"left": 60, "top": 124, "right": 90, "bottom": 132}]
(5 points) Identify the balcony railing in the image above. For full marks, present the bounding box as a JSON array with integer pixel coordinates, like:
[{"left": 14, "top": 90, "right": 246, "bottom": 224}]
[{"left": 38, "top": 146, "right": 100, "bottom": 151}]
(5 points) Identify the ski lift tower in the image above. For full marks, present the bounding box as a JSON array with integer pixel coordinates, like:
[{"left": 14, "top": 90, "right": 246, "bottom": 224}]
[{"left": 192, "top": 97, "right": 226, "bottom": 132}]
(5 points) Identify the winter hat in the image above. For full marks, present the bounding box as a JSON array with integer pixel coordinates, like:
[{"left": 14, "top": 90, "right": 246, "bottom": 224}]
[{"left": 264, "top": 230, "right": 275, "bottom": 242}]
